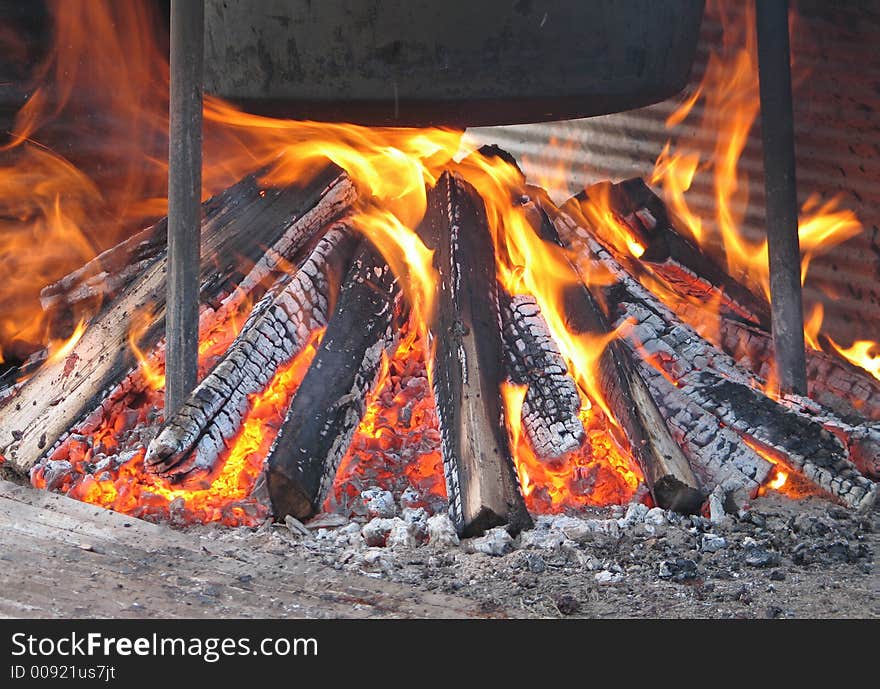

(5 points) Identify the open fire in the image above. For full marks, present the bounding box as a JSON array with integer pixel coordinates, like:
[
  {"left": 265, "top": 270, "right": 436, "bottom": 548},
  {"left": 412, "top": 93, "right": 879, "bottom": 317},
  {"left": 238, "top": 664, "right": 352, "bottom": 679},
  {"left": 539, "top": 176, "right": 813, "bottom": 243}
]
[{"left": 1, "top": 1, "right": 878, "bottom": 537}]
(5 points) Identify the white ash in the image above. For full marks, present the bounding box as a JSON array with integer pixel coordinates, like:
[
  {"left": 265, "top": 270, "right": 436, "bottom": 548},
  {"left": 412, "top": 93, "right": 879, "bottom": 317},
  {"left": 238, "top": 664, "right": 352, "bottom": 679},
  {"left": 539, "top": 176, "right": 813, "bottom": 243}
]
[
  {"left": 284, "top": 514, "right": 310, "bottom": 538},
  {"left": 619, "top": 502, "right": 649, "bottom": 527},
  {"left": 360, "top": 488, "right": 398, "bottom": 519},
  {"left": 305, "top": 512, "right": 349, "bottom": 530},
  {"left": 466, "top": 527, "right": 515, "bottom": 557},
  {"left": 361, "top": 518, "right": 395, "bottom": 547},
  {"left": 426, "top": 513, "right": 460, "bottom": 548},
  {"left": 194, "top": 491, "right": 875, "bottom": 618},
  {"left": 708, "top": 486, "right": 728, "bottom": 525},
  {"left": 701, "top": 533, "right": 727, "bottom": 553},
  {"left": 595, "top": 570, "right": 624, "bottom": 585},
  {"left": 386, "top": 519, "right": 419, "bottom": 549}
]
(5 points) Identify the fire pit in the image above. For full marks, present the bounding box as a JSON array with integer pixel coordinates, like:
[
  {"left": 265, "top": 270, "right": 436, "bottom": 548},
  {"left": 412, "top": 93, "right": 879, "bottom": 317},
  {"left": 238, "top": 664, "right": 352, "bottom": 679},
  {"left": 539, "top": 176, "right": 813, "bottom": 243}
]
[{"left": 0, "top": 0, "right": 877, "bottom": 552}]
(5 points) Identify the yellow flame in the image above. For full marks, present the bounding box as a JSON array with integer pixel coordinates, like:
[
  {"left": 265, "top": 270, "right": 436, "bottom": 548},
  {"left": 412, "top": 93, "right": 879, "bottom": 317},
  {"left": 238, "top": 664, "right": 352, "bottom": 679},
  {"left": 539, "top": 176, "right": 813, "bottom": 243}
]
[
  {"left": 353, "top": 208, "right": 438, "bottom": 340},
  {"left": 829, "top": 338, "right": 880, "bottom": 382},
  {"left": 649, "top": 143, "right": 704, "bottom": 244},
  {"left": 803, "top": 302, "right": 824, "bottom": 351},
  {"left": 456, "top": 153, "right": 621, "bottom": 424},
  {"left": 127, "top": 308, "right": 164, "bottom": 392},
  {"left": 649, "top": 1, "right": 864, "bottom": 304},
  {"left": 46, "top": 319, "right": 87, "bottom": 365},
  {"left": 500, "top": 381, "right": 531, "bottom": 496},
  {"left": 576, "top": 182, "right": 648, "bottom": 259}
]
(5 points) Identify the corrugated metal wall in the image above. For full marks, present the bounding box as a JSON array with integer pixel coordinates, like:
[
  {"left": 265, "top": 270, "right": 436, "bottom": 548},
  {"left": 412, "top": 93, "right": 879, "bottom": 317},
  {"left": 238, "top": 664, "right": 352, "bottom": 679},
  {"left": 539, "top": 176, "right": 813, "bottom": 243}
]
[{"left": 465, "top": 0, "right": 880, "bottom": 345}]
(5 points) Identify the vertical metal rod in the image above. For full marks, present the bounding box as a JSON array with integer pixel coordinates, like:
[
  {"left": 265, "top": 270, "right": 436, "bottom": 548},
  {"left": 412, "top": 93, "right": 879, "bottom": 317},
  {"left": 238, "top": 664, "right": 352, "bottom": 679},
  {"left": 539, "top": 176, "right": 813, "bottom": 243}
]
[
  {"left": 166, "top": 0, "right": 204, "bottom": 416},
  {"left": 755, "top": 0, "right": 807, "bottom": 396}
]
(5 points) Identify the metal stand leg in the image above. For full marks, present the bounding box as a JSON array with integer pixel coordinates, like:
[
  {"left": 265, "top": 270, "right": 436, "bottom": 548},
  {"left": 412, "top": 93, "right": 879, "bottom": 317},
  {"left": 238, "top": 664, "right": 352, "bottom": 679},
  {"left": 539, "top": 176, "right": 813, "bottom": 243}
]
[
  {"left": 166, "top": 0, "right": 204, "bottom": 416},
  {"left": 756, "top": 0, "right": 808, "bottom": 395}
]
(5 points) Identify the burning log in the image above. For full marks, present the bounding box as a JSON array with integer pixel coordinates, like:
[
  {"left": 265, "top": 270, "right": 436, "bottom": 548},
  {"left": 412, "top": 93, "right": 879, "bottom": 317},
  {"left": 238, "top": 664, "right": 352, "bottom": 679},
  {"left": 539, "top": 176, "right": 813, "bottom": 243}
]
[
  {"left": 521, "top": 192, "right": 704, "bottom": 512},
  {"left": 675, "top": 303, "right": 880, "bottom": 423},
  {"left": 576, "top": 178, "right": 880, "bottom": 423},
  {"left": 554, "top": 210, "right": 876, "bottom": 510},
  {"left": 498, "top": 292, "right": 584, "bottom": 459},
  {"left": 39, "top": 220, "right": 167, "bottom": 314},
  {"left": 420, "top": 172, "right": 532, "bottom": 537},
  {"left": 264, "top": 240, "right": 403, "bottom": 522},
  {"left": 572, "top": 178, "right": 771, "bottom": 329},
  {"left": 632, "top": 356, "right": 773, "bottom": 504},
  {"left": 145, "top": 226, "right": 358, "bottom": 478},
  {"left": 39, "top": 170, "right": 284, "bottom": 313},
  {"left": 0, "top": 164, "right": 356, "bottom": 474}
]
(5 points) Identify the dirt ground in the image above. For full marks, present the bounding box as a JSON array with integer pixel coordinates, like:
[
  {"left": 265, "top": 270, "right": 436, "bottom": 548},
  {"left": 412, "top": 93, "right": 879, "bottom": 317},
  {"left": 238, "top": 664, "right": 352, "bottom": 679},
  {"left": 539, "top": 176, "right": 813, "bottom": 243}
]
[
  {"left": 198, "top": 492, "right": 878, "bottom": 619},
  {"left": 3, "top": 465, "right": 876, "bottom": 619}
]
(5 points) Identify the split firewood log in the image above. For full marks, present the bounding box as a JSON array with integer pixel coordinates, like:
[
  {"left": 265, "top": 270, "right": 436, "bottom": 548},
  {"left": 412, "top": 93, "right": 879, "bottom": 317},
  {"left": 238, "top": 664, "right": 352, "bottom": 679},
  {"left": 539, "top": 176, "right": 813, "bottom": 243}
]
[{"left": 0, "top": 163, "right": 355, "bottom": 474}]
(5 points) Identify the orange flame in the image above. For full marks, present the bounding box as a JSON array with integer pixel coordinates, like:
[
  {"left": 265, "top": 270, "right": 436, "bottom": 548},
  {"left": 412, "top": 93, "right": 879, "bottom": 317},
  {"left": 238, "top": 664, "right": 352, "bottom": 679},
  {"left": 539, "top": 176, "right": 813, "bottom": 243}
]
[
  {"left": 743, "top": 436, "right": 823, "bottom": 500},
  {"left": 577, "top": 182, "right": 647, "bottom": 259},
  {"left": 803, "top": 303, "right": 824, "bottom": 351},
  {"left": 45, "top": 319, "right": 86, "bottom": 366},
  {"left": 828, "top": 339, "right": 880, "bottom": 382},
  {"left": 650, "top": 1, "right": 864, "bottom": 304}
]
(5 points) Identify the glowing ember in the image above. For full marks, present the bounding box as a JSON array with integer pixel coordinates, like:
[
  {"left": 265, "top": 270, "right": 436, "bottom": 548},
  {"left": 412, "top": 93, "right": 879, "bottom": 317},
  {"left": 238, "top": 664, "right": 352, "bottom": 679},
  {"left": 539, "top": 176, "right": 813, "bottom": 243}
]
[
  {"left": 327, "top": 327, "right": 446, "bottom": 516},
  {"left": 32, "top": 305, "right": 320, "bottom": 526},
  {"left": 768, "top": 470, "right": 788, "bottom": 491},
  {"left": 501, "top": 381, "right": 642, "bottom": 513},
  {"left": 743, "top": 437, "right": 824, "bottom": 501}
]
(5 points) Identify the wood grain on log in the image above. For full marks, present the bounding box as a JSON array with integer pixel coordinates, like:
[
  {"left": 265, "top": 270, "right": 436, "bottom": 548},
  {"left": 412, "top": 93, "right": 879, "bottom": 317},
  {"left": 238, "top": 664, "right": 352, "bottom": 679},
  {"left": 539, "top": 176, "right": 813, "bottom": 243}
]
[
  {"left": 0, "top": 165, "right": 355, "bottom": 474},
  {"left": 145, "top": 226, "right": 358, "bottom": 478},
  {"left": 38, "top": 171, "right": 274, "bottom": 314},
  {"left": 265, "top": 240, "right": 403, "bottom": 522},
  {"left": 420, "top": 172, "right": 532, "bottom": 537},
  {"left": 498, "top": 292, "right": 584, "bottom": 459}
]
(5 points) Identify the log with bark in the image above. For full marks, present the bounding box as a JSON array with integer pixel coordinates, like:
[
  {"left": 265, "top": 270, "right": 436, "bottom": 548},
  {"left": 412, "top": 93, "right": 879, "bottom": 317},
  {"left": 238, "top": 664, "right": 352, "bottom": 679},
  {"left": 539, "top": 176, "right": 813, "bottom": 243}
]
[
  {"left": 419, "top": 172, "right": 532, "bottom": 537},
  {"left": 537, "top": 177, "right": 772, "bottom": 506},
  {"left": 580, "top": 178, "right": 880, "bottom": 424},
  {"left": 263, "top": 240, "right": 403, "bottom": 521},
  {"left": 674, "top": 301, "right": 880, "bottom": 423},
  {"left": 463, "top": 146, "right": 586, "bottom": 462},
  {"left": 0, "top": 163, "right": 356, "bottom": 474},
  {"left": 145, "top": 225, "right": 359, "bottom": 479}
]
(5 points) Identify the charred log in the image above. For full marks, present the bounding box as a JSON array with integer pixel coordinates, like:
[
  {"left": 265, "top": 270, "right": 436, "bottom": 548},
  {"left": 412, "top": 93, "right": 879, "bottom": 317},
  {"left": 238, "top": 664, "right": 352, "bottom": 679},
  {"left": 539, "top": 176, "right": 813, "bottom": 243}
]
[
  {"left": 523, "top": 192, "right": 704, "bottom": 512},
  {"left": 420, "top": 172, "right": 532, "bottom": 537},
  {"left": 632, "top": 357, "right": 773, "bottom": 504},
  {"left": 264, "top": 240, "right": 402, "bottom": 522},
  {"left": 674, "top": 302, "right": 880, "bottom": 423},
  {"left": 0, "top": 164, "right": 355, "bottom": 474},
  {"left": 571, "top": 179, "right": 771, "bottom": 329},
  {"left": 554, "top": 210, "right": 876, "bottom": 510},
  {"left": 560, "top": 277, "right": 704, "bottom": 514},
  {"left": 145, "top": 226, "right": 358, "bottom": 478},
  {"left": 498, "top": 292, "right": 584, "bottom": 459}
]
